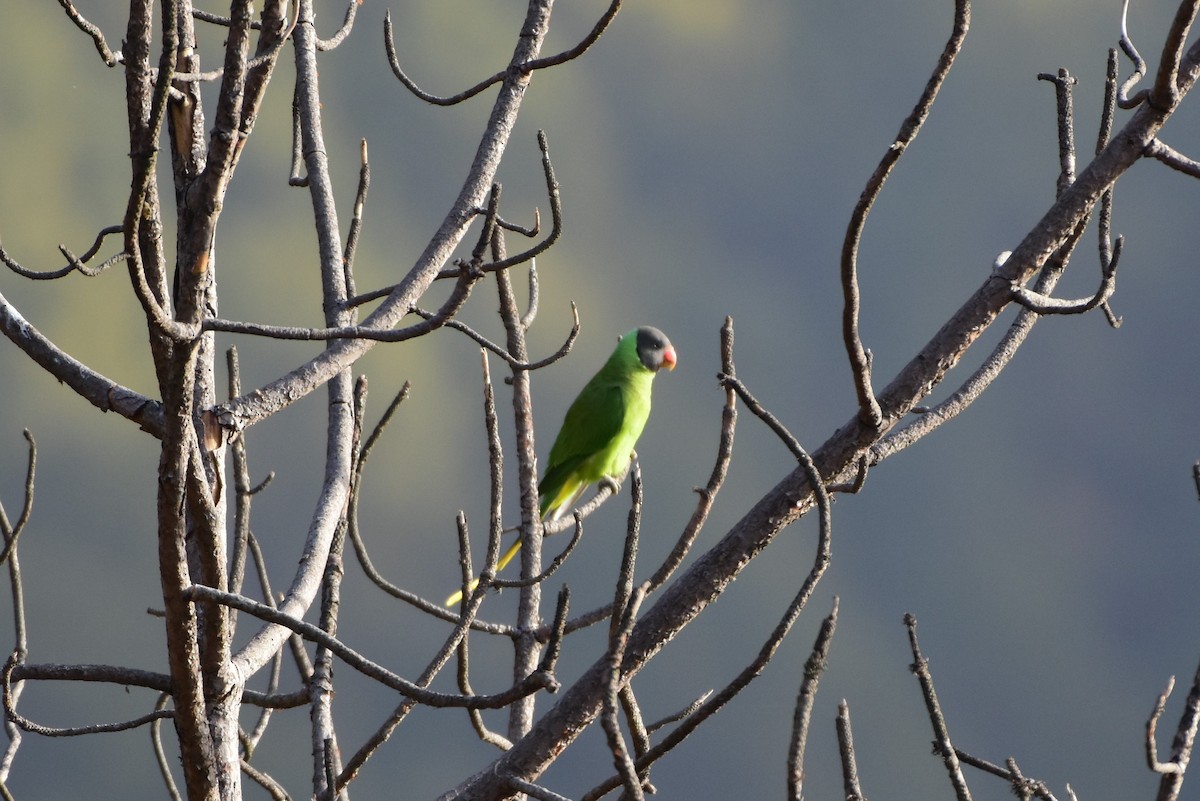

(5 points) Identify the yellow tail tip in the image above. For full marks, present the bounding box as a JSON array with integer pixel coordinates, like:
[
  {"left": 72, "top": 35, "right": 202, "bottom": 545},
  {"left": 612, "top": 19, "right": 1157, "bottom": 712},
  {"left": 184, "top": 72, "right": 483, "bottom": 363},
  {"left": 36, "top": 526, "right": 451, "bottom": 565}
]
[{"left": 445, "top": 578, "right": 480, "bottom": 608}]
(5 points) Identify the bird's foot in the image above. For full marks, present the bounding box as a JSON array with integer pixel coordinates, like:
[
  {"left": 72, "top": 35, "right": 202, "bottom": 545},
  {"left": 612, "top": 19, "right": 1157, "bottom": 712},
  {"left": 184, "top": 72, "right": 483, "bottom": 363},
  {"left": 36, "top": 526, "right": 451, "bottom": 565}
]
[{"left": 599, "top": 475, "right": 622, "bottom": 495}]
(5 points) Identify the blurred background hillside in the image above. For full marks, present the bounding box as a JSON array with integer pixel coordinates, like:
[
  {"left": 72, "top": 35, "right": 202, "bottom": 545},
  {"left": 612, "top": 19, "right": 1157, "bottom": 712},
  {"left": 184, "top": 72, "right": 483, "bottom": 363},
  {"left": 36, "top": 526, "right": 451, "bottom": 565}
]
[{"left": 2, "top": 1, "right": 1200, "bottom": 799}]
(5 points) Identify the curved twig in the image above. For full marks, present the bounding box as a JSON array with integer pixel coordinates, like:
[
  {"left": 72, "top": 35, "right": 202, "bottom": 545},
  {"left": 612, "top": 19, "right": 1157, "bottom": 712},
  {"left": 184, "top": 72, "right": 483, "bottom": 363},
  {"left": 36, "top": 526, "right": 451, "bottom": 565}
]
[
  {"left": 384, "top": 1, "right": 621, "bottom": 106},
  {"left": 149, "top": 694, "right": 182, "bottom": 801},
  {"left": 1145, "top": 138, "right": 1200, "bottom": 178},
  {"left": 0, "top": 226, "right": 125, "bottom": 280},
  {"left": 1118, "top": 0, "right": 1150, "bottom": 108},
  {"left": 1150, "top": 0, "right": 1200, "bottom": 110},
  {"left": 3, "top": 653, "right": 174, "bottom": 736},
  {"left": 0, "top": 431, "right": 36, "bottom": 568},
  {"left": 57, "top": 0, "right": 123, "bottom": 65},
  {"left": 840, "top": 0, "right": 970, "bottom": 429},
  {"left": 0, "top": 288, "right": 165, "bottom": 436},
  {"left": 489, "top": 514, "right": 584, "bottom": 590},
  {"left": 428, "top": 130, "right": 563, "bottom": 281},
  {"left": 1148, "top": 676, "right": 1181, "bottom": 773},
  {"left": 1010, "top": 236, "right": 1122, "bottom": 314},
  {"left": 315, "top": 0, "right": 359, "bottom": 50},
  {"left": 412, "top": 301, "right": 579, "bottom": 371}
]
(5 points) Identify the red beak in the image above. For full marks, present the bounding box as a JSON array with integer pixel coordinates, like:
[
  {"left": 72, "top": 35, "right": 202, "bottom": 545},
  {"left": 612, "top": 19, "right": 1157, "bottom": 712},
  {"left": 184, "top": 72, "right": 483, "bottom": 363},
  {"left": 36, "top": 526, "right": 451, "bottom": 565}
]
[{"left": 661, "top": 345, "right": 677, "bottom": 371}]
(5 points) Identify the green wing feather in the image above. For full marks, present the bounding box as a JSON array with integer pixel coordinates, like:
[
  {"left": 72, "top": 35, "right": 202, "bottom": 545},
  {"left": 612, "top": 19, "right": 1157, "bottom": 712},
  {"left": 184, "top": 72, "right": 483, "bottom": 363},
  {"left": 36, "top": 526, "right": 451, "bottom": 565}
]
[{"left": 539, "top": 336, "right": 654, "bottom": 519}]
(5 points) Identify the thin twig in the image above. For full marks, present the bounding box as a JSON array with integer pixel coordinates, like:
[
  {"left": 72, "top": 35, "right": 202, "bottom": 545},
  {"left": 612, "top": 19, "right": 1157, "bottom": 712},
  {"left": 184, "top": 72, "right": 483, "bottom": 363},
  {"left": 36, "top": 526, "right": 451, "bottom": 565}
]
[
  {"left": 788, "top": 598, "right": 839, "bottom": 801},
  {"left": 1149, "top": 0, "right": 1200, "bottom": 111},
  {"left": 1097, "top": 47, "right": 1123, "bottom": 328},
  {"left": 1010, "top": 237, "right": 1122, "bottom": 314},
  {"left": 1148, "top": 676, "right": 1180, "bottom": 772},
  {"left": 57, "top": 0, "right": 123, "bottom": 65},
  {"left": 840, "top": 0, "right": 971, "bottom": 429},
  {"left": 315, "top": 0, "right": 358, "bottom": 50},
  {"left": 410, "top": 301, "right": 579, "bottom": 372},
  {"left": 836, "top": 700, "right": 867, "bottom": 801},
  {"left": 443, "top": 130, "right": 563, "bottom": 277},
  {"left": 504, "top": 776, "right": 573, "bottom": 801},
  {"left": 342, "top": 139, "right": 371, "bottom": 302},
  {"left": 493, "top": 205, "right": 544, "bottom": 745},
  {"left": 241, "top": 759, "right": 292, "bottom": 801},
  {"left": 150, "top": 694, "right": 183, "bottom": 801},
  {"left": 0, "top": 432, "right": 36, "bottom": 568},
  {"left": 601, "top": 585, "right": 648, "bottom": 801},
  {"left": 905, "top": 614, "right": 973, "bottom": 801},
  {"left": 1145, "top": 138, "right": 1200, "bottom": 178},
  {"left": 1118, "top": 0, "right": 1149, "bottom": 108},
  {"left": 645, "top": 690, "right": 713, "bottom": 734},
  {"left": 185, "top": 585, "right": 557, "bottom": 708},
  {"left": 1153, "top": 656, "right": 1200, "bottom": 801},
  {"left": 384, "top": 1, "right": 621, "bottom": 106},
  {"left": 1036, "top": 69, "right": 1078, "bottom": 195},
  {"left": 0, "top": 227, "right": 125, "bottom": 280},
  {"left": 2, "top": 654, "right": 174, "bottom": 736}
]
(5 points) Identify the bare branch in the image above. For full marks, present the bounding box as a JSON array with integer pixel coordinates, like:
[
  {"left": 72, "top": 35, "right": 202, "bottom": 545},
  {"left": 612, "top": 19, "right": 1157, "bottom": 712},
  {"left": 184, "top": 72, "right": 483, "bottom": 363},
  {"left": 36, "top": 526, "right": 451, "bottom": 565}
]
[
  {"left": 3, "top": 653, "right": 174, "bottom": 736},
  {"left": 188, "top": 585, "right": 559, "bottom": 708},
  {"left": 788, "top": 598, "right": 839, "bottom": 801},
  {"left": 1153, "top": 656, "right": 1200, "bottom": 801},
  {"left": 411, "top": 300, "right": 579, "bottom": 372},
  {"left": 57, "top": 0, "right": 123, "bottom": 65},
  {"left": 1150, "top": 0, "right": 1200, "bottom": 110},
  {"left": 440, "top": 130, "right": 564, "bottom": 277},
  {"left": 0, "top": 288, "right": 164, "bottom": 437},
  {"left": 581, "top": 347, "right": 832, "bottom": 801},
  {"left": 343, "top": 139, "right": 372, "bottom": 300},
  {"left": 505, "top": 776, "right": 574, "bottom": 801},
  {"left": 150, "top": 694, "right": 183, "bottom": 801},
  {"left": 1118, "top": 0, "right": 1149, "bottom": 108},
  {"left": 1010, "top": 236, "right": 1122, "bottom": 314},
  {"left": 645, "top": 690, "right": 713, "bottom": 734},
  {"left": 217, "top": 0, "right": 561, "bottom": 435},
  {"left": 1036, "top": 69, "right": 1078, "bottom": 194},
  {"left": 0, "top": 226, "right": 125, "bottom": 280},
  {"left": 872, "top": 53, "right": 1126, "bottom": 464},
  {"left": 836, "top": 700, "right": 867, "bottom": 801},
  {"left": 840, "top": 0, "right": 970, "bottom": 429},
  {"left": 1148, "top": 676, "right": 1181, "bottom": 773},
  {"left": 241, "top": 759, "right": 292, "bottom": 801},
  {"left": 490, "top": 514, "right": 584, "bottom": 591},
  {"left": 0, "top": 431, "right": 36, "bottom": 568},
  {"left": 905, "top": 614, "right": 973, "bottom": 801},
  {"left": 315, "top": 0, "right": 359, "bottom": 50},
  {"left": 1097, "top": 48, "right": 1123, "bottom": 327},
  {"left": 384, "top": 1, "right": 621, "bottom": 106},
  {"left": 1145, "top": 138, "right": 1200, "bottom": 178},
  {"left": 600, "top": 585, "right": 648, "bottom": 801}
]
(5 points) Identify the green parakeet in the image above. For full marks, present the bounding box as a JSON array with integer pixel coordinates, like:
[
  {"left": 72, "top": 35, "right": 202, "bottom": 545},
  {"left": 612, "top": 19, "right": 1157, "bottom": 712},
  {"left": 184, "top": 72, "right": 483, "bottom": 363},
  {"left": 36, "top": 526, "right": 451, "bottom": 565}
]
[{"left": 446, "top": 326, "right": 677, "bottom": 606}]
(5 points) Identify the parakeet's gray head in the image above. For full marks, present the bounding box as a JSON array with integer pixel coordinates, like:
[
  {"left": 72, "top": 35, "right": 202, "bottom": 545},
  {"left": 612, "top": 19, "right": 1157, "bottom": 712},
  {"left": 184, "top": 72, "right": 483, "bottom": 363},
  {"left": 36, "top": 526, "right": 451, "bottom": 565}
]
[{"left": 634, "top": 326, "right": 677, "bottom": 373}]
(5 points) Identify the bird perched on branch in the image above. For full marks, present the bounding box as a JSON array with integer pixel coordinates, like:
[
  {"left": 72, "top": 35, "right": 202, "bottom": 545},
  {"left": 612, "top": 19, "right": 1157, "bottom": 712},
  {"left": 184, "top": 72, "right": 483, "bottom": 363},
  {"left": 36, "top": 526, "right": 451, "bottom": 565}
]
[{"left": 446, "top": 326, "right": 677, "bottom": 606}]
